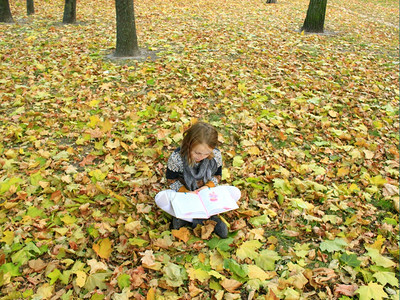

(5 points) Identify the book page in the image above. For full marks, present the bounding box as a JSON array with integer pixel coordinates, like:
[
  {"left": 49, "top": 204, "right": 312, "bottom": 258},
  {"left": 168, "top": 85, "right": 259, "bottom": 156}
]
[
  {"left": 171, "top": 192, "right": 208, "bottom": 219},
  {"left": 199, "top": 186, "right": 239, "bottom": 216}
]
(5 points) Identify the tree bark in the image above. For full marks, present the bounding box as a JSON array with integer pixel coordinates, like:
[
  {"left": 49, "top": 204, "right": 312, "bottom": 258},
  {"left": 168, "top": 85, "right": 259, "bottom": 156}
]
[
  {"left": 0, "top": 0, "right": 14, "bottom": 23},
  {"left": 27, "top": 0, "right": 34, "bottom": 15},
  {"left": 301, "top": 0, "right": 327, "bottom": 33},
  {"left": 266, "top": 0, "right": 277, "bottom": 3},
  {"left": 115, "top": 0, "right": 140, "bottom": 57},
  {"left": 63, "top": 0, "right": 76, "bottom": 24}
]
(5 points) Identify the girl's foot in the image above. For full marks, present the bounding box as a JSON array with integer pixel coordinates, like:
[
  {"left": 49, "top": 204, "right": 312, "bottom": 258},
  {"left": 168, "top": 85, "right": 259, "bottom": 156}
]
[
  {"left": 191, "top": 218, "right": 207, "bottom": 229},
  {"left": 210, "top": 216, "right": 228, "bottom": 238},
  {"left": 171, "top": 217, "right": 190, "bottom": 230}
]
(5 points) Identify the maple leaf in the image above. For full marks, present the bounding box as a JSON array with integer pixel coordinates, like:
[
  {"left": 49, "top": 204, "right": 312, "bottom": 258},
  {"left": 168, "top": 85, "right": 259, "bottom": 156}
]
[
  {"left": 334, "top": 284, "right": 358, "bottom": 297},
  {"left": 356, "top": 282, "right": 388, "bottom": 300},
  {"left": 320, "top": 238, "right": 348, "bottom": 253},
  {"left": 220, "top": 278, "right": 242, "bottom": 293},
  {"left": 236, "top": 240, "right": 262, "bottom": 260},
  {"left": 172, "top": 227, "right": 191, "bottom": 242},
  {"left": 366, "top": 247, "right": 396, "bottom": 268},
  {"left": 163, "top": 262, "right": 187, "bottom": 287},
  {"left": 93, "top": 238, "right": 113, "bottom": 259},
  {"left": 373, "top": 271, "right": 398, "bottom": 287}
]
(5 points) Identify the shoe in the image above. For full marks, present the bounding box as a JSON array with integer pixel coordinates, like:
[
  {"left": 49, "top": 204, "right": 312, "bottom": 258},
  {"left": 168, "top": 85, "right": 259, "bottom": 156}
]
[
  {"left": 210, "top": 216, "right": 228, "bottom": 238},
  {"left": 171, "top": 217, "right": 190, "bottom": 230},
  {"left": 191, "top": 218, "right": 207, "bottom": 229}
]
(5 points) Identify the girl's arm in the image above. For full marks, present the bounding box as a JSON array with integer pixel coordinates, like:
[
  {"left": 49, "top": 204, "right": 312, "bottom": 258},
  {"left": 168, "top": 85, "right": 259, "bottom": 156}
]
[{"left": 166, "top": 150, "right": 189, "bottom": 192}]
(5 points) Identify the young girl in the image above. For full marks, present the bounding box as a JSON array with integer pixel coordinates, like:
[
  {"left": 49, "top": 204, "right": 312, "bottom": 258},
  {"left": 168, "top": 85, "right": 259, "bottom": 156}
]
[{"left": 155, "top": 122, "right": 240, "bottom": 238}]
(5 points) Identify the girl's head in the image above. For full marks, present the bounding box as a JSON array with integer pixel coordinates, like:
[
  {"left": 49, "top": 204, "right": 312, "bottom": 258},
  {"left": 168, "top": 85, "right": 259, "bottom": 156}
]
[{"left": 180, "top": 122, "right": 218, "bottom": 165}]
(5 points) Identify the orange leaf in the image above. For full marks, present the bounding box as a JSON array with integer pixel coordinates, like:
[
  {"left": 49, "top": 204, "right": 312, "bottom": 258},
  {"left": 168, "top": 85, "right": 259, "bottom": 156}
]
[
  {"left": 337, "top": 167, "right": 349, "bottom": 177},
  {"left": 93, "top": 238, "right": 112, "bottom": 259}
]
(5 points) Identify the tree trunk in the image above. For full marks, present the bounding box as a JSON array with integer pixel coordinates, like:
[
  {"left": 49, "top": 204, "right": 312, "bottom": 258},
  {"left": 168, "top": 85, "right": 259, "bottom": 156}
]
[
  {"left": 266, "top": 0, "right": 277, "bottom": 3},
  {"left": 27, "top": 0, "right": 34, "bottom": 15},
  {"left": 301, "top": 0, "right": 327, "bottom": 33},
  {"left": 0, "top": 0, "right": 13, "bottom": 23},
  {"left": 115, "top": 0, "right": 140, "bottom": 57},
  {"left": 63, "top": 0, "right": 76, "bottom": 24}
]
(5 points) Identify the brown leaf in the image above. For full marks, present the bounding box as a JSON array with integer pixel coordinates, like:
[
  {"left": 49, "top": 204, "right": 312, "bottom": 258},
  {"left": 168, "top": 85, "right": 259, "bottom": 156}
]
[
  {"left": 313, "top": 268, "right": 337, "bottom": 284},
  {"left": 334, "top": 284, "right": 358, "bottom": 297},
  {"left": 172, "top": 227, "right": 191, "bottom": 243},
  {"left": 220, "top": 278, "right": 242, "bottom": 293},
  {"left": 28, "top": 259, "right": 47, "bottom": 272},
  {"left": 201, "top": 220, "right": 216, "bottom": 239}
]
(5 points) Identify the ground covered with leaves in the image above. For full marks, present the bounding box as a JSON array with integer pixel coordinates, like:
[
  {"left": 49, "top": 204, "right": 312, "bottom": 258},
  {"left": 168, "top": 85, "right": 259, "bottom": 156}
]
[{"left": 0, "top": 0, "right": 399, "bottom": 299}]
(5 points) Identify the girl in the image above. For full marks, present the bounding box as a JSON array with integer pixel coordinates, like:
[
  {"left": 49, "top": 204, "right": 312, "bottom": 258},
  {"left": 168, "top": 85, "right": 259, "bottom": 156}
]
[{"left": 155, "top": 122, "right": 240, "bottom": 238}]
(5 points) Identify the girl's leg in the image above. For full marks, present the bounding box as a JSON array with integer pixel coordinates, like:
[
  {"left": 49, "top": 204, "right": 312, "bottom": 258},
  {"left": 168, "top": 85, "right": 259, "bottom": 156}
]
[{"left": 155, "top": 190, "right": 193, "bottom": 222}]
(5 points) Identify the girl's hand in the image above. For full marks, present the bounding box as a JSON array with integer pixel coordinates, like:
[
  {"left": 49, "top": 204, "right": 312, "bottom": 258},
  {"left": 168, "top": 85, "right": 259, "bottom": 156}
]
[{"left": 195, "top": 186, "right": 209, "bottom": 193}]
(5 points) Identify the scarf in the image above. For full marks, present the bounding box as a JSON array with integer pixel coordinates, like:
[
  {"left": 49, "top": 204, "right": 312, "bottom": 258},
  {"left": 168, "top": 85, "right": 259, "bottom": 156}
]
[{"left": 182, "top": 156, "right": 218, "bottom": 191}]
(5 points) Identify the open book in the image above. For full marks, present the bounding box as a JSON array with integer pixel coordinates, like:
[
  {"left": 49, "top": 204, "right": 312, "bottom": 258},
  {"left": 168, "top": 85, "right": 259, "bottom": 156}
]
[{"left": 170, "top": 186, "right": 239, "bottom": 219}]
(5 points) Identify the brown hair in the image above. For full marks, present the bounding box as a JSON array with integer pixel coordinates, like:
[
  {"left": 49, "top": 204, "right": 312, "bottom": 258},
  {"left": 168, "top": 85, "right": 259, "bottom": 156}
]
[{"left": 180, "top": 122, "right": 218, "bottom": 166}]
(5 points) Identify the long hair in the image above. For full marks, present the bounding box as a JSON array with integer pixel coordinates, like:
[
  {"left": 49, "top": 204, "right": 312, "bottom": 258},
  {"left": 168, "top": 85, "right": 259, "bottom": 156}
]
[{"left": 180, "top": 122, "right": 218, "bottom": 166}]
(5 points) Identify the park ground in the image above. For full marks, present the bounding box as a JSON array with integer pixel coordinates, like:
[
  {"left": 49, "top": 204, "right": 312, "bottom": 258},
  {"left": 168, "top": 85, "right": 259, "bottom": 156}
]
[{"left": 0, "top": 0, "right": 399, "bottom": 299}]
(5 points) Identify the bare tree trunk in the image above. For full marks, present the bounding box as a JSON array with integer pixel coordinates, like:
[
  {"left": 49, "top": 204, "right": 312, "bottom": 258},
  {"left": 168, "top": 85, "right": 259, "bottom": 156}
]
[
  {"left": 301, "top": 0, "right": 327, "bottom": 33},
  {"left": 266, "top": 0, "right": 277, "bottom": 3},
  {"left": 27, "top": 0, "right": 34, "bottom": 15},
  {"left": 115, "top": 0, "right": 140, "bottom": 57},
  {"left": 63, "top": 0, "right": 76, "bottom": 24},
  {"left": 0, "top": 0, "right": 14, "bottom": 23}
]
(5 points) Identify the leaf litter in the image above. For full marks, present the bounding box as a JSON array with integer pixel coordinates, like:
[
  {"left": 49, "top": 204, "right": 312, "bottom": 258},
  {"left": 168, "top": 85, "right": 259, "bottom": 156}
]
[{"left": 0, "top": 0, "right": 398, "bottom": 299}]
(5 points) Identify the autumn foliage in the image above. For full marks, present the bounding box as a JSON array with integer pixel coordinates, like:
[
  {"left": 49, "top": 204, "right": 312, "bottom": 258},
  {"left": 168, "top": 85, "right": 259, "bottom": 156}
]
[{"left": 0, "top": 0, "right": 398, "bottom": 299}]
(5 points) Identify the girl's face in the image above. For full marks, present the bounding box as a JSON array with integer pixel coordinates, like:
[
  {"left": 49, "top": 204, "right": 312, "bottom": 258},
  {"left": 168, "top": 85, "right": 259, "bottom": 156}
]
[{"left": 191, "top": 143, "right": 213, "bottom": 163}]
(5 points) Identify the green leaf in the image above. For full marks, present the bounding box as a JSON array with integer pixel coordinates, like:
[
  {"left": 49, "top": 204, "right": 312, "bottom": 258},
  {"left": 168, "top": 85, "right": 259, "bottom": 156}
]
[
  {"left": 366, "top": 248, "right": 396, "bottom": 268},
  {"left": 0, "top": 263, "right": 21, "bottom": 277},
  {"left": 255, "top": 250, "right": 280, "bottom": 271},
  {"left": 48, "top": 269, "right": 62, "bottom": 285},
  {"left": 339, "top": 253, "right": 361, "bottom": 267},
  {"left": 26, "top": 206, "right": 45, "bottom": 218},
  {"left": 84, "top": 272, "right": 112, "bottom": 291},
  {"left": 163, "top": 262, "right": 187, "bottom": 287},
  {"left": 0, "top": 177, "right": 22, "bottom": 195},
  {"left": 233, "top": 156, "right": 244, "bottom": 167},
  {"left": 30, "top": 171, "right": 43, "bottom": 186},
  {"left": 373, "top": 271, "right": 398, "bottom": 287},
  {"left": 249, "top": 215, "right": 270, "bottom": 226},
  {"left": 236, "top": 240, "right": 262, "bottom": 260},
  {"left": 223, "top": 259, "right": 248, "bottom": 278},
  {"left": 129, "top": 238, "right": 149, "bottom": 247},
  {"left": 207, "top": 237, "right": 234, "bottom": 252},
  {"left": 273, "top": 178, "right": 293, "bottom": 194},
  {"left": 320, "top": 238, "right": 348, "bottom": 253},
  {"left": 356, "top": 282, "right": 388, "bottom": 300},
  {"left": 117, "top": 274, "right": 131, "bottom": 289}
]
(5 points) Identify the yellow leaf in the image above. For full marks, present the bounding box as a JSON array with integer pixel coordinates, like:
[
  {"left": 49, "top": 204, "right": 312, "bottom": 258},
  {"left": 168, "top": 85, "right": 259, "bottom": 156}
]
[
  {"left": 75, "top": 271, "right": 87, "bottom": 288},
  {"left": 147, "top": 288, "right": 156, "bottom": 300},
  {"left": 221, "top": 168, "right": 231, "bottom": 181},
  {"left": 187, "top": 268, "right": 211, "bottom": 282},
  {"left": 370, "top": 175, "right": 387, "bottom": 186},
  {"left": 349, "top": 183, "right": 360, "bottom": 193},
  {"left": 1, "top": 231, "right": 14, "bottom": 245},
  {"left": 88, "top": 115, "right": 100, "bottom": 128},
  {"left": 248, "top": 146, "right": 260, "bottom": 156},
  {"left": 88, "top": 100, "right": 100, "bottom": 107},
  {"left": 100, "top": 119, "right": 113, "bottom": 132},
  {"left": 337, "top": 167, "right": 350, "bottom": 177},
  {"left": 247, "top": 265, "right": 271, "bottom": 281},
  {"left": 93, "top": 238, "right": 113, "bottom": 259}
]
